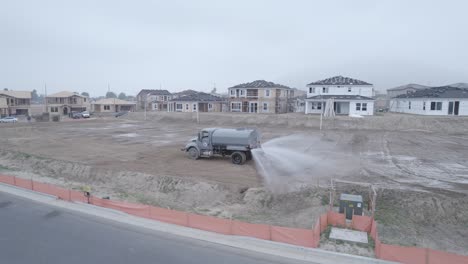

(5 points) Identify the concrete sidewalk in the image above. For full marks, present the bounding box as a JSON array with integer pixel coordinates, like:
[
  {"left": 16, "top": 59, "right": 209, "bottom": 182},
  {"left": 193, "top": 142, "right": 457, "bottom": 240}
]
[{"left": 0, "top": 183, "right": 394, "bottom": 264}]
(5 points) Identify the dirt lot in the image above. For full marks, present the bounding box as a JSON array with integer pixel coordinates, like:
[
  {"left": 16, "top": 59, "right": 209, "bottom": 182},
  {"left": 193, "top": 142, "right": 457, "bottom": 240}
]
[{"left": 0, "top": 112, "right": 467, "bottom": 255}]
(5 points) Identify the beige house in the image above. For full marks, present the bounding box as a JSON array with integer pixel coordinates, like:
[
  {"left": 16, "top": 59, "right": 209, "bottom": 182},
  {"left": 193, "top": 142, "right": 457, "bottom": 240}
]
[
  {"left": 92, "top": 98, "right": 136, "bottom": 113},
  {"left": 46, "top": 91, "right": 90, "bottom": 115},
  {"left": 168, "top": 92, "right": 226, "bottom": 112},
  {"left": 0, "top": 90, "right": 32, "bottom": 116},
  {"left": 0, "top": 98, "right": 8, "bottom": 116},
  {"left": 228, "top": 80, "right": 293, "bottom": 113},
  {"left": 136, "top": 89, "right": 172, "bottom": 111}
]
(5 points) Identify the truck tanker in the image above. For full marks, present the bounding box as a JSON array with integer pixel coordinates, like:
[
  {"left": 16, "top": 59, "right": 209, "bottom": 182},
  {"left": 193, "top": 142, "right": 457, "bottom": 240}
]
[{"left": 182, "top": 128, "right": 261, "bottom": 165}]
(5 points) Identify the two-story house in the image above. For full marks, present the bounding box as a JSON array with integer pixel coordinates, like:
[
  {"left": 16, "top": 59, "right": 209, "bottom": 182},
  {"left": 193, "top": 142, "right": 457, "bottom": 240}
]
[
  {"left": 0, "top": 90, "right": 32, "bottom": 116},
  {"left": 228, "top": 80, "right": 293, "bottom": 114},
  {"left": 136, "top": 89, "right": 172, "bottom": 111},
  {"left": 305, "top": 76, "right": 375, "bottom": 116},
  {"left": 168, "top": 92, "right": 226, "bottom": 112},
  {"left": 46, "top": 91, "right": 90, "bottom": 115}
]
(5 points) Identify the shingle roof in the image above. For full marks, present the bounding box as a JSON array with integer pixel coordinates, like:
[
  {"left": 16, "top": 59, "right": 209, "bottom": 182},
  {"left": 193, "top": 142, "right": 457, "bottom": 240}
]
[
  {"left": 230, "top": 80, "right": 290, "bottom": 89},
  {"left": 395, "top": 86, "right": 468, "bottom": 99},
  {"left": 47, "top": 91, "right": 85, "bottom": 98},
  {"left": 0, "top": 98, "right": 7, "bottom": 108},
  {"left": 308, "top": 76, "right": 372, "bottom": 86},
  {"left": 387, "top": 83, "right": 429, "bottom": 92},
  {"left": 307, "top": 95, "right": 374, "bottom": 100},
  {"left": 93, "top": 98, "right": 136, "bottom": 105},
  {"left": 170, "top": 92, "right": 225, "bottom": 102},
  {"left": 138, "top": 89, "right": 172, "bottom": 96},
  {"left": 0, "top": 90, "right": 32, "bottom": 99}
]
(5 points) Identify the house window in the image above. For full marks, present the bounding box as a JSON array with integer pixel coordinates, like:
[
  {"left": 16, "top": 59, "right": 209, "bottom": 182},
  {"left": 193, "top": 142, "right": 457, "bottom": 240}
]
[
  {"left": 51, "top": 107, "right": 58, "bottom": 112},
  {"left": 240, "top": 90, "right": 244, "bottom": 96},
  {"left": 362, "top": 103, "right": 367, "bottom": 111},
  {"left": 263, "top": 103, "right": 268, "bottom": 112},
  {"left": 322, "top": 87, "right": 329, "bottom": 93},
  {"left": 176, "top": 103, "right": 183, "bottom": 111},
  {"left": 430, "top": 102, "right": 442, "bottom": 110},
  {"left": 423, "top": 102, "right": 426, "bottom": 110},
  {"left": 230, "top": 90, "right": 234, "bottom": 96},
  {"left": 309, "top": 87, "right": 315, "bottom": 93},
  {"left": 208, "top": 103, "right": 213, "bottom": 109},
  {"left": 317, "top": 102, "right": 322, "bottom": 110},
  {"left": 104, "top": 105, "right": 110, "bottom": 110},
  {"left": 185, "top": 104, "right": 189, "bottom": 110},
  {"left": 356, "top": 103, "right": 361, "bottom": 111},
  {"left": 193, "top": 103, "right": 197, "bottom": 111},
  {"left": 408, "top": 101, "right": 411, "bottom": 109},
  {"left": 231, "top": 102, "right": 241, "bottom": 112},
  {"left": 348, "top": 87, "right": 352, "bottom": 92},
  {"left": 265, "top": 89, "right": 270, "bottom": 97},
  {"left": 84, "top": 98, "right": 87, "bottom": 102}
]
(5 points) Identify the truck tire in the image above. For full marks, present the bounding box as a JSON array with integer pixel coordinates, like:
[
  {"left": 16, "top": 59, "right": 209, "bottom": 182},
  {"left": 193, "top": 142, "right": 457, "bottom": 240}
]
[
  {"left": 187, "top": 147, "right": 200, "bottom": 160},
  {"left": 231, "top": 151, "right": 246, "bottom": 165}
]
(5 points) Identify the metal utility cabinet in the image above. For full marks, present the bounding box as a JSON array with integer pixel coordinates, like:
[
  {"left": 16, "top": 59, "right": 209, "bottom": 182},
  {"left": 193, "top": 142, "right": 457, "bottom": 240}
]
[{"left": 339, "top": 193, "right": 364, "bottom": 220}]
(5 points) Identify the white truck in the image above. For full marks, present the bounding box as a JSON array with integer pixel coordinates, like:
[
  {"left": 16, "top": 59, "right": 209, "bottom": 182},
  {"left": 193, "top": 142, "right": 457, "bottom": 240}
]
[{"left": 182, "top": 128, "right": 261, "bottom": 165}]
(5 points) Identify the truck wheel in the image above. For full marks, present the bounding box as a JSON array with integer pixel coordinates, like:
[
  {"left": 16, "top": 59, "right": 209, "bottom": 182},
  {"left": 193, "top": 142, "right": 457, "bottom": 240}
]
[
  {"left": 231, "top": 151, "right": 246, "bottom": 165},
  {"left": 187, "top": 147, "right": 199, "bottom": 160}
]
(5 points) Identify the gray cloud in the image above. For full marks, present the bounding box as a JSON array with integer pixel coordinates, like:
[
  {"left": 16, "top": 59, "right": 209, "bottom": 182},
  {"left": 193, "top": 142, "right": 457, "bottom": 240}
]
[{"left": 1, "top": 0, "right": 467, "bottom": 96}]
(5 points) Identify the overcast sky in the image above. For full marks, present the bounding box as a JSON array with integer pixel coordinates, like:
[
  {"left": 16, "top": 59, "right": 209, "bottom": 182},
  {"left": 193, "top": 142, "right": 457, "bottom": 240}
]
[{"left": 1, "top": 0, "right": 467, "bottom": 96}]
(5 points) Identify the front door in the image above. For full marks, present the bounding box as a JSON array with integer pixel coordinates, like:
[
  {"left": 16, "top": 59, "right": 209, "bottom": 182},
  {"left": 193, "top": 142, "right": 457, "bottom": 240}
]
[
  {"left": 249, "top": 102, "right": 258, "bottom": 113},
  {"left": 345, "top": 206, "right": 353, "bottom": 220},
  {"left": 448, "top": 101, "right": 460, "bottom": 115}
]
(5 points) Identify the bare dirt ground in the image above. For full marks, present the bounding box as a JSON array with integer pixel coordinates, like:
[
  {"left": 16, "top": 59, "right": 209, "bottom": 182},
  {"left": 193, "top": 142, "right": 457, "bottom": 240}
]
[{"left": 0, "top": 112, "right": 467, "bottom": 255}]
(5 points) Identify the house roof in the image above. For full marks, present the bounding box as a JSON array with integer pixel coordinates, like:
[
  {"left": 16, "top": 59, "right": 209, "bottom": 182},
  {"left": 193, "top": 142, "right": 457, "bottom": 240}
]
[
  {"left": 47, "top": 91, "right": 85, "bottom": 98},
  {"left": 229, "top": 80, "right": 291, "bottom": 89},
  {"left": 170, "top": 92, "right": 225, "bottom": 102},
  {"left": 308, "top": 76, "right": 372, "bottom": 86},
  {"left": 387, "top": 83, "right": 429, "bottom": 92},
  {"left": 395, "top": 86, "right": 468, "bottom": 99},
  {"left": 172, "top": 89, "right": 199, "bottom": 97},
  {"left": 0, "top": 90, "right": 32, "bottom": 99},
  {"left": 307, "top": 95, "right": 374, "bottom": 100},
  {"left": 0, "top": 98, "right": 7, "bottom": 108},
  {"left": 93, "top": 98, "right": 136, "bottom": 105},
  {"left": 137, "top": 89, "right": 172, "bottom": 96}
]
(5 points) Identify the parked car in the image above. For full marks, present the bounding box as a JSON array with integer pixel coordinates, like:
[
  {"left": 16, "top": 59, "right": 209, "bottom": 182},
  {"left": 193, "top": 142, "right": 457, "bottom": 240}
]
[
  {"left": 115, "top": 111, "right": 129, "bottom": 118},
  {"left": 0, "top": 116, "right": 18, "bottom": 123},
  {"left": 81, "top": 111, "right": 90, "bottom": 118},
  {"left": 71, "top": 112, "right": 82, "bottom": 119}
]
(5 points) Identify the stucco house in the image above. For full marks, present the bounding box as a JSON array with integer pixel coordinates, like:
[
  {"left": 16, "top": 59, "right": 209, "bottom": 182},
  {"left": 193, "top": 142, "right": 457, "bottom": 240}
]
[
  {"left": 305, "top": 76, "right": 375, "bottom": 116},
  {"left": 92, "top": 98, "right": 136, "bottom": 113},
  {"left": 168, "top": 92, "right": 226, "bottom": 112},
  {"left": 0, "top": 98, "right": 8, "bottom": 116},
  {"left": 386, "top": 84, "right": 429, "bottom": 98},
  {"left": 389, "top": 86, "right": 468, "bottom": 116},
  {"left": 46, "top": 91, "right": 90, "bottom": 115},
  {"left": 0, "top": 90, "right": 32, "bottom": 116},
  {"left": 228, "top": 80, "right": 293, "bottom": 114},
  {"left": 136, "top": 89, "right": 172, "bottom": 111}
]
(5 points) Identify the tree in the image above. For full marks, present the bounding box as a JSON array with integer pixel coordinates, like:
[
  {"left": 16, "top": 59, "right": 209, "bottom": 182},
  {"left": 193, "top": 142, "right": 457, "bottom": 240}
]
[
  {"left": 31, "top": 89, "right": 39, "bottom": 102},
  {"left": 81, "top": 92, "right": 90, "bottom": 97},
  {"left": 106, "top": 91, "right": 117, "bottom": 98},
  {"left": 3, "top": 88, "right": 7, "bottom": 91},
  {"left": 118, "top": 92, "right": 127, "bottom": 100},
  {"left": 211, "top": 87, "right": 217, "bottom": 94}
]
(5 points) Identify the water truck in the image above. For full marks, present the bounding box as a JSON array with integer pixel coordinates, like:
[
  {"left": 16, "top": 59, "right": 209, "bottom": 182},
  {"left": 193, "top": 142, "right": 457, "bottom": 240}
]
[{"left": 182, "top": 128, "right": 261, "bottom": 165}]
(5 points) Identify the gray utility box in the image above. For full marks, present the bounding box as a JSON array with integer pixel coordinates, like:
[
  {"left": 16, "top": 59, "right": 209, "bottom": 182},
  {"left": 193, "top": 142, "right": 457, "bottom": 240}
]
[{"left": 339, "top": 194, "right": 364, "bottom": 220}]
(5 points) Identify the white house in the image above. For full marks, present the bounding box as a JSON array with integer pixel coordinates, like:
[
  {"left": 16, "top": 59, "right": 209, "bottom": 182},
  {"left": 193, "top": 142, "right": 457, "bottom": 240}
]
[
  {"left": 304, "top": 76, "right": 375, "bottom": 116},
  {"left": 389, "top": 86, "right": 468, "bottom": 116}
]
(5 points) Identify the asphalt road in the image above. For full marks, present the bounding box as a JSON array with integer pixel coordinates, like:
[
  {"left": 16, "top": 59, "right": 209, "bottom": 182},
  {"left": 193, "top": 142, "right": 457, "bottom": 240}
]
[{"left": 0, "top": 192, "right": 314, "bottom": 264}]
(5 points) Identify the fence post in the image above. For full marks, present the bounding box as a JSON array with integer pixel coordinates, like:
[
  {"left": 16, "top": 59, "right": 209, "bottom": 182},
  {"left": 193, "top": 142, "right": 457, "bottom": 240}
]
[
  {"left": 31, "top": 179, "right": 34, "bottom": 190},
  {"left": 426, "top": 248, "right": 430, "bottom": 264},
  {"left": 13, "top": 176, "right": 16, "bottom": 186}
]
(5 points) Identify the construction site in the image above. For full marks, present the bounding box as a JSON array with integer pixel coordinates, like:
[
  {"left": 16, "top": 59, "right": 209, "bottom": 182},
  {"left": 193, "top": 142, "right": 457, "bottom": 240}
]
[{"left": 0, "top": 112, "right": 467, "bottom": 258}]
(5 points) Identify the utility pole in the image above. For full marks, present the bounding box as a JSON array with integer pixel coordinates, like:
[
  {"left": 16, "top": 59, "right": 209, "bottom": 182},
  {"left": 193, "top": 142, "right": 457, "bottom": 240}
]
[{"left": 44, "top": 83, "right": 48, "bottom": 113}]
